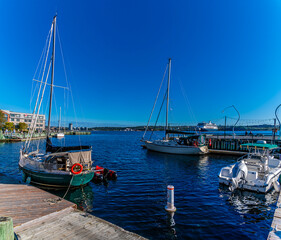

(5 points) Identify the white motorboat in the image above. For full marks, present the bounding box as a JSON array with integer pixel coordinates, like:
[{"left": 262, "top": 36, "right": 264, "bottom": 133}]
[
  {"left": 218, "top": 143, "right": 281, "bottom": 193},
  {"left": 143, "top": 59, "right": 208, "bottom": 155}
]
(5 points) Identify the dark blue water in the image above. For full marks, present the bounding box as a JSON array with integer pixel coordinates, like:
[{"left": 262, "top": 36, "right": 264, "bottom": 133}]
[{"left": 0, "top": 131, "right": 278, "bottom": 239}]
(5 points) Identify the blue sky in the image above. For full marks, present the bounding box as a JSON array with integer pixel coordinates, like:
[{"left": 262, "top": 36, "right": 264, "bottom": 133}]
[{"left": 1, "top": 0, "right": 281, "bottom": 127}]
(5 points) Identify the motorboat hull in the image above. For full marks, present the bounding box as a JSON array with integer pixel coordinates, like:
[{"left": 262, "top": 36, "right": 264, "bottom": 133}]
[
  {"left": 219, "top": 164, "right": 281, "bottom": 193},
  {"left": 145, "top": 141, "right": 208, "bottom": 155}
]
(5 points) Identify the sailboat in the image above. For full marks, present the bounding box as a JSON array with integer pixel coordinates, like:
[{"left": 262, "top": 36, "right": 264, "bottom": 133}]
[
  {"left": 55, "top": 107, "right": 65, "bottom": 138},
  {"left": 144, "top": 59, "right": 208, "bottom": 155},
  {"left": 19, "top": 16, "right": 95, "bottom": 188}
]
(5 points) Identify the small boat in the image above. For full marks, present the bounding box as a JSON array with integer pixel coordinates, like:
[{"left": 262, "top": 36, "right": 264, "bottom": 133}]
[
  {"left": 54, "top": 107, "right": 64, "bottom": 138},
  {"left": 19, "top": 16, "right": 95, "bottom": 188},
  {"left": 218, "top": 143, "right": 281, "bottom": 193},
  {"left": 197, "top": 121, "right": 218, "bottom": 131},
  {"left": 143, "top": 59, "right": 208, "bottom": 155},
  {"left": 55, "top": 132, "right": 65, "bottom": 138}
]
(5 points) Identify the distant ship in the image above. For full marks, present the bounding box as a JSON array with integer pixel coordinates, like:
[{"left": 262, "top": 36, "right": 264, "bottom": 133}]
[{"left": 197, "top": 121, "right": 218, "bottom": 131}]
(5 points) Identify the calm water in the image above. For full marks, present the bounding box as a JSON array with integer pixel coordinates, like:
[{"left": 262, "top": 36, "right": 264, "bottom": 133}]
[{"left": 0, "top": 131, "right": 278, "bottom": 239}]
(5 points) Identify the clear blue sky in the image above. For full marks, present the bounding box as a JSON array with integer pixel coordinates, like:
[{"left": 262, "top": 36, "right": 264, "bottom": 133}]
[{"left": 1, "top": 0, "right": 281, "bottom": 127}]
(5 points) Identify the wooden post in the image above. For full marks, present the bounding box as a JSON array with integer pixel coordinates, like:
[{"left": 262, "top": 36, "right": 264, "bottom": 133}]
[{"left": 0, "top": 217, "right": 14, "bottom": 240}]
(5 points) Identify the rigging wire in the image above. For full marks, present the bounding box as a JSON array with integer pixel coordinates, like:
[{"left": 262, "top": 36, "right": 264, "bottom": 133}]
[
  {"left": 142, "top": 64, "right": 168, "bottom": 140},
  {"left": 57, "top": 23, "right": 82, "bottom": 146},
  {"left": 149, "top": 90, "right": 168, "bottom": 140},
  {"left": 30, "top": 29, "right": 52, "bottom": 112},
  {"left": 25, "top": 23, "right": 54, "bottom": 151}
]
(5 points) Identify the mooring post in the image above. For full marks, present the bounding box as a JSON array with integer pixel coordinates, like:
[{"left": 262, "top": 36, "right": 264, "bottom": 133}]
[
  {"left": 0, "top": 217, "right": 14, "bottom": 240},
  {"left": 165, "top": 185, "right": 176, "bottom": 212}
]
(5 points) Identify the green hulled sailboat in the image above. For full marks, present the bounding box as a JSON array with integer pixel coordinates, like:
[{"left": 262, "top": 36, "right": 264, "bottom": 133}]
[{"left": 19, "top": 16, "right": 95, "bottom": 188}]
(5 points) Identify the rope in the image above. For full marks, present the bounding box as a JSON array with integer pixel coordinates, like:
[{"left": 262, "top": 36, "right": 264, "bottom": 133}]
[{"left": 62, "top": 174, "right": 74, "bottom": 199}]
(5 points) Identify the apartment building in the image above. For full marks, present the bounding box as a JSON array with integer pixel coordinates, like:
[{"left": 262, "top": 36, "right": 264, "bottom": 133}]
[{"left": 1, "top": 110, "right": 45, "bottom": 131}]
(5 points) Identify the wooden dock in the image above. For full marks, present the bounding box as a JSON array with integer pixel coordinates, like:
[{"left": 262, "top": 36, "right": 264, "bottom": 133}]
[
  {"left": 0, "top": 183, "right": 145, "bottom": 240},
  {"left": 268, "top": 191, "right": 281, "bottom": 240}
]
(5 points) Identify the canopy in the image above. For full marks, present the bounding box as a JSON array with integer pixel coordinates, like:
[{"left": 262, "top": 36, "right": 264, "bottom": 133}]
[
  {"left": 68, "top": 150, "right": 92, "bottom": 165},
  {"left": 241, "top": 143, "right": 279, "bottom": 149}
]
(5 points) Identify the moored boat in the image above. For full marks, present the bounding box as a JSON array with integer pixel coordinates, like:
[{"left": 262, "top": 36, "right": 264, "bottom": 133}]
[
  {"left": 218, "top": 143, "right": 281, "bottom": 193},
  {"left": 143, "top": 59, "right": 208, "bottom": 155},
  {"left": 19, "top": 16, "right": 95, "bottom": 188}
]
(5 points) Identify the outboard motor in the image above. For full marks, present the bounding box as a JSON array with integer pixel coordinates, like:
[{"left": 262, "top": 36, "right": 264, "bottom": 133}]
[{"left": 229, "top": 160, "right": 248, "bottom": 192}]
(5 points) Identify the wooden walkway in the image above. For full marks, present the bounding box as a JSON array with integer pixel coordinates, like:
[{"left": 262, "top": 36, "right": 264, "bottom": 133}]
[
  {"left": 15, "top": 208, "right": 145, "bottom": 240},
  {"left": 268, "top": 194, "right": 281, "bottom": 239},
  {"left": 0, "top": 183, "right": 146, "bottom": 240},
  {"left": 0, "top": 183, "right": 76, "bottom": 227}
]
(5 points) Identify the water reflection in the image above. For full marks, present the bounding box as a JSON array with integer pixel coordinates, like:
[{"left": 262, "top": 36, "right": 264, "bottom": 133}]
[
  {"left": 50, "top": 185, "right": 94, "bottom": 212},
  {"left": 219, "top": 185, "right": 278, "bottom": 223},
  {"left": 166, "top": 212, "right": 177, "bottom": 239}
]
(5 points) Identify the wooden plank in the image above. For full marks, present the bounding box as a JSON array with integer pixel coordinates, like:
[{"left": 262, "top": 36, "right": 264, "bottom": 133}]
[
  {"left": 15, "top": 208, "right": 146, "bottom": 240},
  {"left": 0, "top": 183, "right": 75, "bottom": 227}
]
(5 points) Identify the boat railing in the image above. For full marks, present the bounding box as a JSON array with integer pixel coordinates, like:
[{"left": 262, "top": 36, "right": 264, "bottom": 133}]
[
  {"left": 23, "top": 157, "right": 92, "bottom": 172},
  {"left": 23, "top": 157, "right": 66, "bottom": 171}
]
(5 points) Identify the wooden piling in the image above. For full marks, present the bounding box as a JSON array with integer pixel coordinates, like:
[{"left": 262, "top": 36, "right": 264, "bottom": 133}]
[{"left": 0, "top": 217, "right": 13, "bottom": 240}]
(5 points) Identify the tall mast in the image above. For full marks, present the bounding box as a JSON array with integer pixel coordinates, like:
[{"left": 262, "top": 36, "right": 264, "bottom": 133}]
[
  {"left": 166, "top": 58, "right": 171, "bottom": 139},
  {"left": 58, "top": 106, "right": 61, "bottom": 131},
  {"left": 47, "top": 15, "right": 57, "bottom": 137}
]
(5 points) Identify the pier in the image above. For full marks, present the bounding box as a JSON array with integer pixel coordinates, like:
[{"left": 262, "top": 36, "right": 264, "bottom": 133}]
[
  {"left": 206, "top": 135, "right": 281, "bottom": 154},
  {"left": 0, "top": 183, "right": 145, "bottom": 240},
  {"left": 268, "top": 191, "right": 281, "bottom": 239}
]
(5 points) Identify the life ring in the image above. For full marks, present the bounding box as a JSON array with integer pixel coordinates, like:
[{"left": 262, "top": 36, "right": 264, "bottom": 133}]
[
  {"left": 71, "top": 163, "right": 83, "bottom": 175},
  {"left": 208, "top": 139, "right": 212, "bottom": 147}
]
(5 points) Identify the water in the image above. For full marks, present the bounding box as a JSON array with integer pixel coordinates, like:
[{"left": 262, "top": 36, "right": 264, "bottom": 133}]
[{"left": 0, "top": 131, "right": 278, "bottom": 239}]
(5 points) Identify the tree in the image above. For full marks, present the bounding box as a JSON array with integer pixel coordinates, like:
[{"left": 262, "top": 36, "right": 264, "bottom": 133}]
[
  {"left": 4, "top": 122, "right": 15, "bottom": 131},
  {"left": 0, "top": 110, "right": 5, "bottom": 129},
  {"left": 18, "top": 122, "right": 28, "bottom": 132}
]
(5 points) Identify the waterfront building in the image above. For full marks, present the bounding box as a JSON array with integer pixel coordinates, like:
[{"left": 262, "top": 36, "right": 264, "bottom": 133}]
[
  {"left": 1, "top": 110, "right": 45, "bottom": 131},
  {"left": 69, "top": 123, "right": 73, "bottom": 131}
]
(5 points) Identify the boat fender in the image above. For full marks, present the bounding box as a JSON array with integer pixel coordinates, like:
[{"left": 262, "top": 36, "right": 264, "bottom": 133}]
[
  {"left": 71, "top": 163, "right": 83, "bottom": 175},
  {"left": 208, "top": 139, "right": 212, "bottom": 147},
  {"left": 273, "top": 180, "right": 281, "bottom": 192}
]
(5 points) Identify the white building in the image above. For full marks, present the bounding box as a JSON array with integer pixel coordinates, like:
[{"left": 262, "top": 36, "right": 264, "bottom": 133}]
[{"left": 1, "top": 110, "right": 45, "bottom": 131}]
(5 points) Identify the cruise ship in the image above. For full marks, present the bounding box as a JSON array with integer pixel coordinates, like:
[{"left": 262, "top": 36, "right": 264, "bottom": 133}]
[{"left": 197, "top": 121, "right": 218, "bottom": 131}]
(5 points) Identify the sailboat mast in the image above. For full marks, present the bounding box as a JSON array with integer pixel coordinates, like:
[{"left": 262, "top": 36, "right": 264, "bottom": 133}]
[
  {"left": 166, "top": 58, "right": 171, "bottom": 139},
  {"left": 47, "top": 15, "right": 57, "bottom": 137},
  {"left": 58, "top": 107, "right": 61, "bottom": 131}
]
